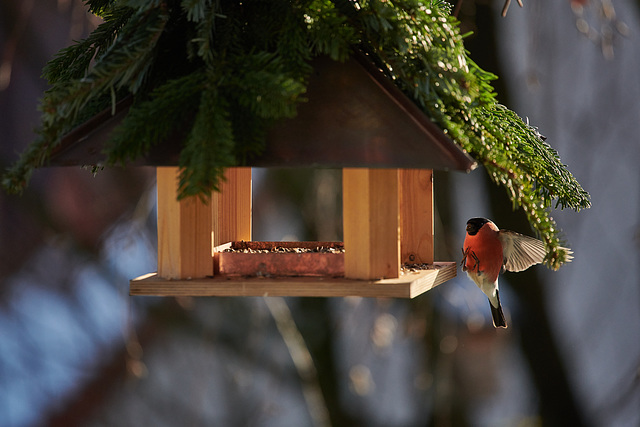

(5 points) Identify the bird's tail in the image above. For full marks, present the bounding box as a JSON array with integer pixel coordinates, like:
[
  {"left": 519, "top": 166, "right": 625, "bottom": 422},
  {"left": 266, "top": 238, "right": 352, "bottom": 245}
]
[{"left": 489, "top": 290, "right": 507, "bottom": 328}]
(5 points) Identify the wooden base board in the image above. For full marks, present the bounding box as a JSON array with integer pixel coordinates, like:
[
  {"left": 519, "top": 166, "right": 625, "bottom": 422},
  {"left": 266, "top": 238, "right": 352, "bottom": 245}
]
[{"left": 130, "top": 262, "right": 456, "bottom": 298}]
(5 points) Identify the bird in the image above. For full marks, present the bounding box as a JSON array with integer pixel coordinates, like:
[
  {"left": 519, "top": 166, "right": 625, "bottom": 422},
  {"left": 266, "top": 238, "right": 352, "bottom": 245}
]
[{"left": 460, "top": 217, "right": 573, "bottom": 328}]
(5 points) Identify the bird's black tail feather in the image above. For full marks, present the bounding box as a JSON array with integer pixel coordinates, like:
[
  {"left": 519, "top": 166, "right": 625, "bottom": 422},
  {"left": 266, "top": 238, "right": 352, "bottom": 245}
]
[{"left": 489, "top": 290, "right": 507, "bottom": 328}]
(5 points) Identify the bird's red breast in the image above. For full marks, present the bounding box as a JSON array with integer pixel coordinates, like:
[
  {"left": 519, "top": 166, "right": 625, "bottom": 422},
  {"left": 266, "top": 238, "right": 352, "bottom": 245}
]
[{"left": 463, "top": 222, "right": 503, "bottom": 283}]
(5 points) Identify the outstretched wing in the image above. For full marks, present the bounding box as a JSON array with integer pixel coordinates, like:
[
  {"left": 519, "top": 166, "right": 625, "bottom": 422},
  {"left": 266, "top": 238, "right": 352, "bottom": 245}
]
[{"left": 498, "top": 230, "right": 547, "bottom": 272}]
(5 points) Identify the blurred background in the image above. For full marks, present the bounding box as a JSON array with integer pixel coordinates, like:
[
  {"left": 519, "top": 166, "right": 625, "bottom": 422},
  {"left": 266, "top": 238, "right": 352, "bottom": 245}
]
[{"left": 1, "top": 0, "right": 639, "bottom": 426}]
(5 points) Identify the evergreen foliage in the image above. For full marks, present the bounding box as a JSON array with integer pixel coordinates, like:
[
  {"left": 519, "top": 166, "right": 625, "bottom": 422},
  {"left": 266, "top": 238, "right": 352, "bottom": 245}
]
[{"left": 2, "top": 0, "right": 590, "bottom": 267}]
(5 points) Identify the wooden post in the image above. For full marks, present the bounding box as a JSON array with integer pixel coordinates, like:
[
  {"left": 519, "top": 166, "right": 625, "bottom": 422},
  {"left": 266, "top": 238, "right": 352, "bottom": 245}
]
[
  {"left": 212, "top": 167, "right": 252, "bottom": 247},
  {"left": 157, "top": 167, "right": 213, "bottom": 279},
  {"left": 343, "top": 168, "right": 400, "bottom": 280},
  {"left": 400, "top": 169, "right": 434, "bottom": 264}
]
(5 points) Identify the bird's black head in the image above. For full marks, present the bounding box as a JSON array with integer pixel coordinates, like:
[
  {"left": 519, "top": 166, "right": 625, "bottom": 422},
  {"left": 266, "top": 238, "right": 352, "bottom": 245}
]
[{"left": 466, "top": 217, "right": 490, "bottom": 236}]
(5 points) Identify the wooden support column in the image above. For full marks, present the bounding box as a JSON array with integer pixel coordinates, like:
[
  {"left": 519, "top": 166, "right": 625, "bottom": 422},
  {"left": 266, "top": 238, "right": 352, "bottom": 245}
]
[
  {"left": 157, "top": 167, "right": 213, "bottom": 279},
  {"left": 212, "top": 167, "right": 252, "bottom": 247},
  {"left": 400, "top": 169, "right": 434, "bottom": 264},
  {"left": 343, "top": 168, "right": 400, "bottom": 280}
]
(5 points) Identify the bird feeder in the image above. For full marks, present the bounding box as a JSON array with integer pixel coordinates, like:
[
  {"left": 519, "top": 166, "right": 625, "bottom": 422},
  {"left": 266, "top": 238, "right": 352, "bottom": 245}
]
[{"left": 50, "top": 54, "right": 476, "bottom": 298}]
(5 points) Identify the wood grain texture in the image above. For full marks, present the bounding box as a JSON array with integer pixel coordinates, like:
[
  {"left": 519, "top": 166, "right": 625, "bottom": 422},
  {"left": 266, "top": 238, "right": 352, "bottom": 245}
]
[
  {"left": 157, "top": 167, "right": 180, "bottom": 278},
  {"left": 400, "top": 169, "right": 434, "bottom": 264},
  {"left": 156, "top": 167, "right": 213, "bottom": 279},
  {"left": 342, "top": 168, "right": 370, "bottom": 278},
  {"left": 130, "top": 262, "right": 457, "bottom": 298},
  {"left": 212, "top": 167, "right": 252, "bottom": 247},
  {"left": 343, "top": 168, "right": 400, "bottom": 280},
  {"left": 216, "top": 252, "right": 344, "bottom": 277}
]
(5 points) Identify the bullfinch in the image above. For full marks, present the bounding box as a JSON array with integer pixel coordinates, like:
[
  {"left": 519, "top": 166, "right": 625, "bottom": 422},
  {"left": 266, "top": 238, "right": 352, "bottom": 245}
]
[{"left": 461, "top": 217, "right": 572, "bottom": 328}]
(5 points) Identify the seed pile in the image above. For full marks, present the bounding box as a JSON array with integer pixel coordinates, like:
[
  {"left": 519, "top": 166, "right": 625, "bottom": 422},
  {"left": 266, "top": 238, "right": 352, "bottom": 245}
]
[
  {"left": 401, "top": 263, "right": 436, "bottom": 274},
  {"left": 223, "top": 246, "right": 344, "bottom": 254}
]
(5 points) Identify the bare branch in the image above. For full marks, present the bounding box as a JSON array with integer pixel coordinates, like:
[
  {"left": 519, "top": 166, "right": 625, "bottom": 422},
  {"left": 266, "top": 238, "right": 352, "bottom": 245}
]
[{"left": 502, "top": 0, "right": 524, "bottom": 17}]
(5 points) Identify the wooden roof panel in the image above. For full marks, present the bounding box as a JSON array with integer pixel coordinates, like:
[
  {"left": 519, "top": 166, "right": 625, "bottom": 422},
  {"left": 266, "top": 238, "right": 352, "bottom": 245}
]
[{"left": 49, "top": 54, "right": 476, "bottom": 172}]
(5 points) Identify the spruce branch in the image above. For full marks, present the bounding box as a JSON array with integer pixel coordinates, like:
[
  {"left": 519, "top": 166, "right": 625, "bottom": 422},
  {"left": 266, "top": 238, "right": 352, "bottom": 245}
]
[
  {"left": 181, "top": 0, "right": 214, "bottom": 22},
  {"left": 86, "top": 0, "right": 118, "bottom": 17},
  {"left": 40, "top": 5, "right": 168, "bottom": 128},
  {"left": 188, "top": 0, "right": 219, "bottom": 64},
  {"left": 178, "top": 87, "right": 235, "bottom": 199},
  {"left": 229, "top": 51, "right": 307, "bottom": 119},
  {"left": 42, "top": 6, "right": 134, "bottom": 84},
  {"left": 2, "top": 4, "right": 168, "bottom": 194},
  {"left": 331, "top": 0, "right": 589, "bottom": 265},
  {"left": 106, "top": 70, "right": 207, "bottom": 164}
]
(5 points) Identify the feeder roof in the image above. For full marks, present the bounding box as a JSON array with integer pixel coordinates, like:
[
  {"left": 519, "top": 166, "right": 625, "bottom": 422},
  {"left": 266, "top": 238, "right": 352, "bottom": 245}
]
[{"left": 50, "top": 54, "right": 476, "bottom": 172}]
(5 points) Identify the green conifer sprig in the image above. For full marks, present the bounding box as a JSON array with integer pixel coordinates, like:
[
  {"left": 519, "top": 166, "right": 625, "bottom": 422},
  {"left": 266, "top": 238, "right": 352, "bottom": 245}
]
[
  {"left": 178, "top": 87, "right": 235, "bottom": 198},
  {"left": 2, "top": 0, "right": 589, "bottom": 266},
  {"left": 107, "top": 70, "right": 207, "bottom": 163},
  {"left": 42, "top": 7, "right": 134, "bottom": 84},
  {"left": 334, "top": 0, "right": 589, "bottom": 267}
]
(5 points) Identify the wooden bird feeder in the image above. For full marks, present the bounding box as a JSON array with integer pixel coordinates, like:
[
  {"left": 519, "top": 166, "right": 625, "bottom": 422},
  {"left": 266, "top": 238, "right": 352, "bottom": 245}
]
[{"left": 50, "top": 54, "right": 476, "bottom": 298}]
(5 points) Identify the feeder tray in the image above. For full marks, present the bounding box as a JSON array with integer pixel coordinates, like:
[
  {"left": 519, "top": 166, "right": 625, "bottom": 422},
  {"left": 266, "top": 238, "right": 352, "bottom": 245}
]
[{"left": 214, "top": 241, "right": 345, "bottom": 277}]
